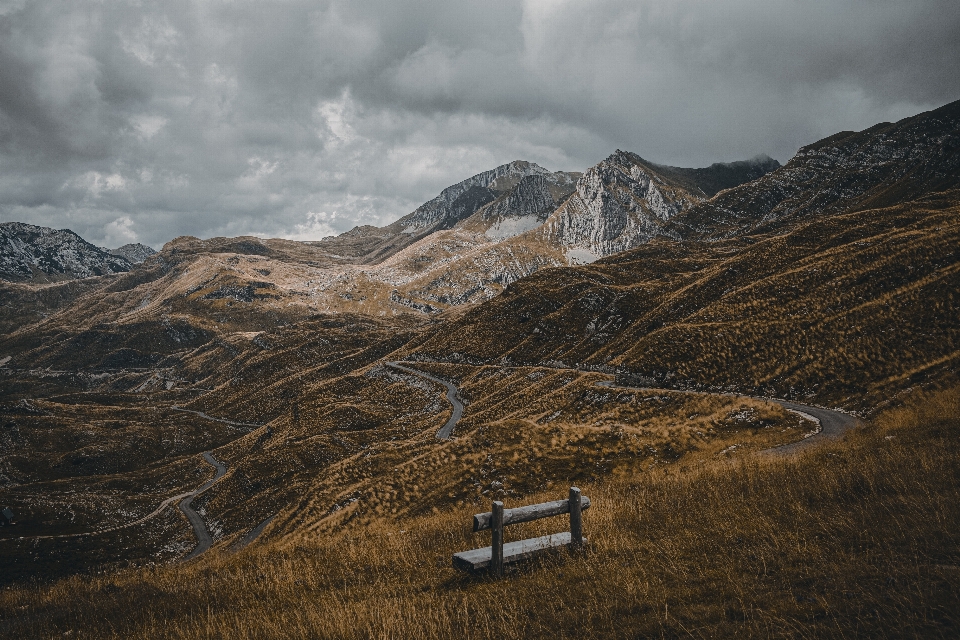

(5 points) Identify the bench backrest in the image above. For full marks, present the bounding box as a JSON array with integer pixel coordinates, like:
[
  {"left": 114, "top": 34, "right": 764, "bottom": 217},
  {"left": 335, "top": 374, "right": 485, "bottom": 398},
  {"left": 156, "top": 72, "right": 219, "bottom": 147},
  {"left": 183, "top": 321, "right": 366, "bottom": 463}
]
[{"left": 473, "top": 494, "right": 592, "bottom": 531}]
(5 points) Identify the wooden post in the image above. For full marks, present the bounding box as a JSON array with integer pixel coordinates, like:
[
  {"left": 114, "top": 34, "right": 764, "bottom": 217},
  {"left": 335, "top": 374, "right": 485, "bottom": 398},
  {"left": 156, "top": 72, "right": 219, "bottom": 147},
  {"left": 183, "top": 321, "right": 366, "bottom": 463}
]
[
  {"left": 569, "top": 487, "right": 582, "bottom": 550},
  {"left": 491, "top": 500, "right": 504, "bottom": 577}
]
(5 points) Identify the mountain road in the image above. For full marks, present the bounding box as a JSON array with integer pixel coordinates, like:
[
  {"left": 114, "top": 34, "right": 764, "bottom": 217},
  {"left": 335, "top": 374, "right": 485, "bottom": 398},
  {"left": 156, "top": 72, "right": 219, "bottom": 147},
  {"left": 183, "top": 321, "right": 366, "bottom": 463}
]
[
  {"left": 385, "top": 362, "right": 463, "bottom": 439},
  {"left": 179, "top": 452, "right": 227, "bottom": 562}
]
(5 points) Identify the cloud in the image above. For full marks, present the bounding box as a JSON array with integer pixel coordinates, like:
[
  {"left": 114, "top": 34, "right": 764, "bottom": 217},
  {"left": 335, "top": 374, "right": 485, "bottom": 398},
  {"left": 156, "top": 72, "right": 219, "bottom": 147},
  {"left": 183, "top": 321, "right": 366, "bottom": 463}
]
[
  {"left": 0, "top": 0, "right": 957, "bottom": 248},
  {"left": 102, "top": 215, "right": 138, "bottom": 247}
]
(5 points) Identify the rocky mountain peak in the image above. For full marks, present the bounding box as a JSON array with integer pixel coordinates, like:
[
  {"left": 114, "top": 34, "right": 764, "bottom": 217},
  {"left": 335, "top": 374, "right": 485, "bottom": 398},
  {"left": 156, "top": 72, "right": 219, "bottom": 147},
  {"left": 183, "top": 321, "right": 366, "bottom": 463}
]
[
  {"left": 543, "top": 151, "right": 707, "bottom": 260},
  {"left": 394, "top": 160, "right": 554, "bottom": 233},
  {"left": 0, "top": 222, "right": 133, "bottom": 282}
]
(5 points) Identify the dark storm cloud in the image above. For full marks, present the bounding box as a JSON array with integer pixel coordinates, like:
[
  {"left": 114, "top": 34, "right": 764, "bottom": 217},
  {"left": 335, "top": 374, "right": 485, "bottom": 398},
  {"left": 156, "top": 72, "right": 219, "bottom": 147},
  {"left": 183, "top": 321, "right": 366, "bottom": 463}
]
[{"left": 0, "top": 0, "right": 958, "bottom": 248}]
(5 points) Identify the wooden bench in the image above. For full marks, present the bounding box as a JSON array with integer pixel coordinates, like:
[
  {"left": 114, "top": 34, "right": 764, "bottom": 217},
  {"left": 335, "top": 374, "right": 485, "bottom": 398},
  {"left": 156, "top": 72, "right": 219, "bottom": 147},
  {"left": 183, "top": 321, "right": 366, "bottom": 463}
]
[{"left": 452, "top": 487, "right": 590, "bottom": 575}]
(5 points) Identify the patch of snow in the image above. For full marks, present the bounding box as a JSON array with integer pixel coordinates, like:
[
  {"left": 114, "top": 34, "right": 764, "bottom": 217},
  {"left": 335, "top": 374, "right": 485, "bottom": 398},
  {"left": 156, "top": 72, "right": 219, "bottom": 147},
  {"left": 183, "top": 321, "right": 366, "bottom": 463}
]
[{"left": 485, "top": 215, "right": 542, "bottom": 241}]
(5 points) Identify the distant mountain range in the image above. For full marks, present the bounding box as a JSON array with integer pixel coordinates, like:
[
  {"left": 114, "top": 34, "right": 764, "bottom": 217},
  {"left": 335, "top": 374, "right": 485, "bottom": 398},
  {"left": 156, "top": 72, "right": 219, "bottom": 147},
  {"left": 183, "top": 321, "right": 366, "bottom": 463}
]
[
  {"left": 108, "top": 243, "right": 157, "bottom": 265},
  {"left": 0, "top": 152, "right": 779, "bottom": 319},
  {"left": 1, "top": 223, "right": 130, "bottom": 282},
  {"left": 1, "top": 99, "right": 956, "bottom": 385},
  {"left": 0, "top": 222, "right": 156, "bottom": 283}
]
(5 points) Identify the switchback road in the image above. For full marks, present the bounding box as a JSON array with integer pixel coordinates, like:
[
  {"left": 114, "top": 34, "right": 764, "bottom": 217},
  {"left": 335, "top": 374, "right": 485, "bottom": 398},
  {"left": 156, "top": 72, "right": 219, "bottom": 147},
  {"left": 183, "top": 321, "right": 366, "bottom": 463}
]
[
  {"left": 385, "top": 362, "right": 463, "bottom": 439},
  {"left": 179, "top": 452, "right": 227, "bottom": 562}
]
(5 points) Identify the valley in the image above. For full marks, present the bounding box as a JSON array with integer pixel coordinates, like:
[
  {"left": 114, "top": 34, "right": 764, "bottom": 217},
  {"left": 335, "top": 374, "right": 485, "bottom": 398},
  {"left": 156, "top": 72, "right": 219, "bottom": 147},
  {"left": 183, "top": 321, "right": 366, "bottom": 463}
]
[{"left": 0, "top": 100, "right": 958, "bottom": 638}]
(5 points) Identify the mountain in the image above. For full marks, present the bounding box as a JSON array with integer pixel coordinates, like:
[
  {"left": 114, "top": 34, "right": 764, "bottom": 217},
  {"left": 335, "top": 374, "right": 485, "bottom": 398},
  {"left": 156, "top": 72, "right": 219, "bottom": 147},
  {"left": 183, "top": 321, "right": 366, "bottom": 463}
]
[
  {"left": 313, "top": 160, "right": 580, "bottom": 264},
  {"left": 0, "top": 152, "right": 777, "bottom": 360},
  {"left": 538, "top": 151, "right": 779, "bottom": 262},
  {"left": 0, "top": 222, "right": 132, "bottom": 282},
  {"left": 670, "top": 100, "right": 960, "bottom": 239},
  {"left": 109, "top": 243, "right": 157, "bottom": 264},
  {"left": 402, "top": 102, "right": 960, "bottom": 409},
  {"left": 321, "top": 153, "right": 779, "bottom": 312}
]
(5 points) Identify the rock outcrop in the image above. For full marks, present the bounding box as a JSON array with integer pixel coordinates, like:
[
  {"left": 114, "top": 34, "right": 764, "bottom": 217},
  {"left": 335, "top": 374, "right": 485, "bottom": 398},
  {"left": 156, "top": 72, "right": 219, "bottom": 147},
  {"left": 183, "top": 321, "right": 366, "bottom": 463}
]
[{"left": 535, "top": 151, "right": 781, "bottom": 260}]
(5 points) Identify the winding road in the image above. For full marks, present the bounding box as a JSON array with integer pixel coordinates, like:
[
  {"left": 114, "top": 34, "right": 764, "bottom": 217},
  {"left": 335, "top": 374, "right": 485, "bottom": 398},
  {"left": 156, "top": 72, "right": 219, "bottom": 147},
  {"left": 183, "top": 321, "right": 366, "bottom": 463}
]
[
  {"left": 597, "top": 380, "right": 861, "bottom": 454},
  {"left": 1, "top": 450, "right": 229, "bottom": 561},
  {"left": 179, "top": 452, "right": 227, "bottom": 561},
  {"left": 386, "top": 362, "right": 859, "bottom": 453},
  {"left": 170, "top": 406, "right": 262, "bottom": 430},
  {"left": 761, "top": 400, "right": 861, "bottom": 455},
  {"left": 386, "top": 362, "right": 463, "bottom": 439}
]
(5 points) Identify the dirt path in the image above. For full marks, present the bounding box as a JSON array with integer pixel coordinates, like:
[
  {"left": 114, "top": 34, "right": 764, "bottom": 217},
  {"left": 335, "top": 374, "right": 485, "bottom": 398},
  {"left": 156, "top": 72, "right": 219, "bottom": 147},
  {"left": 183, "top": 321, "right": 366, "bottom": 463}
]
[
  {"left": 179, "top": 452, "right": 227, "bottom": 562},
  {"left": 385, "top": 362, "right": 463, "bottom": 439}
]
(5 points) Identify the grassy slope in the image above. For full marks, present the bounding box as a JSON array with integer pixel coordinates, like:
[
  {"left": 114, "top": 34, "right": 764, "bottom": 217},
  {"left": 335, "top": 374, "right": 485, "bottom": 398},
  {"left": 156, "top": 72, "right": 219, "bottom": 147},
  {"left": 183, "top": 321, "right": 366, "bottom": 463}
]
[
  {"left": 410, "top": 192, "right": 960, "bottom": 409},
  {"left": 2, "top": 384, "right": 956, "bottom": 639}
]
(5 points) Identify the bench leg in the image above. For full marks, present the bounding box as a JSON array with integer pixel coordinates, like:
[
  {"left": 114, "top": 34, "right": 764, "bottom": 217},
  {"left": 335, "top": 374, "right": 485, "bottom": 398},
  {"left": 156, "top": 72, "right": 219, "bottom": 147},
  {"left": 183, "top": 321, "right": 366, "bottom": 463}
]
[
  {"left": 491, "top": 500, "right": 504, "bottom": 577},
  {"left": 569, "top": 487, "right": 582, "bottom": 550}
]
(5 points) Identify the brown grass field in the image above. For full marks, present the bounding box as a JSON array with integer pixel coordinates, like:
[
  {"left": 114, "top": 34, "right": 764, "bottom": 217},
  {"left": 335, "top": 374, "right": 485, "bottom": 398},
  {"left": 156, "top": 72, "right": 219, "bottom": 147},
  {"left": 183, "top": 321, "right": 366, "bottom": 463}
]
[{"left": 1, "top": 383, "right": 956, "bottom": 639}]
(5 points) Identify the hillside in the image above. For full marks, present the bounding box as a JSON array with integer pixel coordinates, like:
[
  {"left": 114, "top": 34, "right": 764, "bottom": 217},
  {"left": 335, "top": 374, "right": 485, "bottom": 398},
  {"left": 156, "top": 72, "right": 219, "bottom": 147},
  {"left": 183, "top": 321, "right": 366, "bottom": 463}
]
[
  {"left": 406, "top": 103, "right": 960, "bottom": 409},
  {"left": 3, "top": 383, "right": 958, "bottom": 638},
  {"left": 670, "top": 99, "right": 960, "bottom": 239},
  {"left": 404, "top": 193, "right": 960, "bottom": 409}
]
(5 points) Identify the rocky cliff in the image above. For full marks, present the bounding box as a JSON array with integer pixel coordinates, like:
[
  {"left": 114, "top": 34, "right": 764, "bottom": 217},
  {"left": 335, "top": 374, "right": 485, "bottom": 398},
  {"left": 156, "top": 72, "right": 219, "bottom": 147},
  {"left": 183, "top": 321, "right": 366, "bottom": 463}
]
[{"left": 540, "top": 151, "right": 780, "bottom": 260}]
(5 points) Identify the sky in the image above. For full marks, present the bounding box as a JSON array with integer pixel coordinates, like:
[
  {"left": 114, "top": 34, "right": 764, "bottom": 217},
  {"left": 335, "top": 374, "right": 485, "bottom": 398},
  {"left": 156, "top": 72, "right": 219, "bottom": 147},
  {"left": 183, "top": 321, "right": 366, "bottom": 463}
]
[{"left": 1, "top": 1, "right": 958, "bottom": 249}]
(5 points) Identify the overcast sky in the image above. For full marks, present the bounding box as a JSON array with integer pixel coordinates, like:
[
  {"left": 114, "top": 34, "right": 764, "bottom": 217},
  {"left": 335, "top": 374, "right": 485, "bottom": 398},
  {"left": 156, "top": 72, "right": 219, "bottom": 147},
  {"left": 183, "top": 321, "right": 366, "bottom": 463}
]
[{"left": 1, "top": 0, "right": 958, "bottom": 248}]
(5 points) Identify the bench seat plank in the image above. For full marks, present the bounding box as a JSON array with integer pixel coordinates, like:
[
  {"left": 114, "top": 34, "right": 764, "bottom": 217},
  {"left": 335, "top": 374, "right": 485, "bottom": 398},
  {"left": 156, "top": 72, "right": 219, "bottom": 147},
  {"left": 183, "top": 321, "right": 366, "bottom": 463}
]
[{"left": 452, "top": 532, "right": 587, "bottom": 571}]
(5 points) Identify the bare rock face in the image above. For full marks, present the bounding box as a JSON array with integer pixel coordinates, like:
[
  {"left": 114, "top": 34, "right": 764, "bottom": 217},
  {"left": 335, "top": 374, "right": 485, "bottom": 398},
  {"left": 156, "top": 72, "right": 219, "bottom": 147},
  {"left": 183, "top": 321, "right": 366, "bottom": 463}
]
[
  {"left": 544, "top": 151, "right": 706, "bottom": 258},
  {"left": 395, "top": 160, "right": 555, "bottom": 233},
  {"left": 0, "top": 222, "right": 132, "bottom": 282}
]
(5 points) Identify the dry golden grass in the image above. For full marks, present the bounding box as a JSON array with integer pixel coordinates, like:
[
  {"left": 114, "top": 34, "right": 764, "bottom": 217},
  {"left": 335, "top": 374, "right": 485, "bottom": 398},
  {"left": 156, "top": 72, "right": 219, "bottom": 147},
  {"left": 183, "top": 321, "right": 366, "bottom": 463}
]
[
  {"left": 4, "top": 384, "right": 956, "bottom": 639},
  {"left": 411, "top": 194, "right": 960, "bottom": 410},
  {"left": 260, "top": 366, "right": 806, "bottom": 535}
]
